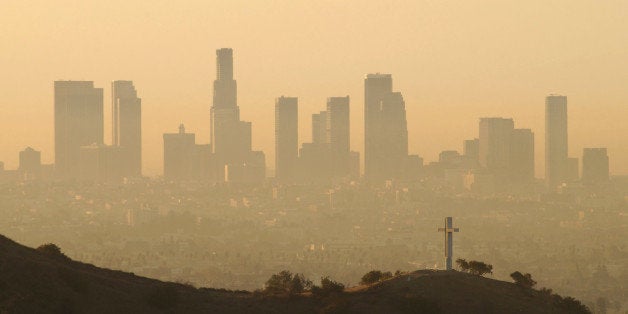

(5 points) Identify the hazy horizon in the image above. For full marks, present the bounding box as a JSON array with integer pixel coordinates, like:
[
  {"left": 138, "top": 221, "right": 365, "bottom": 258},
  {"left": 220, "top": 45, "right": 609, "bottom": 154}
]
[{"left": 2, "top": 0, "right": 627, "bottom": 176}]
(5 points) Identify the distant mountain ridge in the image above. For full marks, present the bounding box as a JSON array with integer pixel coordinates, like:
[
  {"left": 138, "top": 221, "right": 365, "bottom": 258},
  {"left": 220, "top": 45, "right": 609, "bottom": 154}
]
[{"left": 0, "top": 234, "right": 589, "bottom": 313}]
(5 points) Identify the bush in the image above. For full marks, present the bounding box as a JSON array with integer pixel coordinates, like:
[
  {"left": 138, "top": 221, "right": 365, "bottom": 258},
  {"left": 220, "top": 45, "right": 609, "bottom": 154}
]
[
  {"left": 455, "top": 259, "right": 469, "bottom": 272},
  {"left": 468, "top": 261, "right": 493, "bottom": 276},
  {"left": 510, "top": 271, "right": 536, "bottom": 288},
  {"left": 37, "top": 243, "right": 69, "bottom": 260},
  {"left": 311, "top": 277, "right": 345, "bottom": 297},
  {"left": 264, "top": 270, "right": 312, "bottom": 295},
  {"left": 359, "top": 270, "right": 393, "bottom": 285}
]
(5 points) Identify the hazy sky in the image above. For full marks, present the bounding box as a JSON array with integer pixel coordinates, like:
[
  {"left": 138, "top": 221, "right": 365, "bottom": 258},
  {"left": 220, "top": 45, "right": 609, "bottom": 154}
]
[{"left": 1, "top": 0, "right": 627, "bottom": 176}]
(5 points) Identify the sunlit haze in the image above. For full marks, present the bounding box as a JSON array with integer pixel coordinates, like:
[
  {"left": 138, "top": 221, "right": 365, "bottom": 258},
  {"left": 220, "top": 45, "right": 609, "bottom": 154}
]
[{"left": 2, "top": 0, "right": 627, "bottom": 176}]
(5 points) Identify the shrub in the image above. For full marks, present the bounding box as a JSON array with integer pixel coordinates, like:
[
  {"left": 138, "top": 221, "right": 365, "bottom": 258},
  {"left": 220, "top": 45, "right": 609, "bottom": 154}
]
[
  {"left": 37, "top": 243, "right": 69, "bottom": 260},
  {"left": 455, "top": 258, "right": 469, "bottom": 272},
  {"left": 311, "top": 276, "right": 345, "bottom": 297},
  {"left": 510, "top": 271, "right": 537, "bottom": 288},
  {"left": 360, "top": 270, "right": 393, "bottom": 285},
  {"left": 264, "top": 270, "right": 312, "bottom": 295},
  {"left": 467, "top": 261, "right": 493, "bottom": 276}
]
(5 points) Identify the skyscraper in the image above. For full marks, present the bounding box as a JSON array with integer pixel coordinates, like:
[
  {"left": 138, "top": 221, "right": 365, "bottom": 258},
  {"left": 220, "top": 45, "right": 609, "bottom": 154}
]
[
  {"left": 211, "top": 48, "right": 242, "bottom": 161},
  {"left": 364, "top": 74, "right": 411, "bottom": 181},
  {"left": 582, "top": 148, "right": 609, "bottom": 183},
  {"left": 380, "top": 92, "right": 408, "bottom": 179},
  {"left": 479, "top": 117, "right": 514, "bottom": 176},
  {"left": 275, "top": 96, "right": 298, "bottom": 181},
  {"left": 19, "top": 147, "right": 41, "bottom": 180},
  {"left": 364, "top": 73, "right": 393, "bottom": 180},
  {"left": 463, "top": 139, "right": 480, "bottom": 161},
  {"left": 54, "top": 81, "right": 104, "bottom": 178},
  {"left": 112, "top": 80, "right": 142, "bottom": 177},
  {"left": 163, "top": 124, "right": 196, "bottom": 181},
  {"left": 326, "top": 96, "right": 350, "bottom": 176},
  {"left": 545, "top": 95, "right": 568, "bottom": 189},
  {"left": 312, "top": 111, "right": 328, "bottom": 144},
  {"left": 510, "top": 128, "right": 535, "bottom": 183},
  {"left": 210, "top": 48, "right": 265, "bottom": 182}
]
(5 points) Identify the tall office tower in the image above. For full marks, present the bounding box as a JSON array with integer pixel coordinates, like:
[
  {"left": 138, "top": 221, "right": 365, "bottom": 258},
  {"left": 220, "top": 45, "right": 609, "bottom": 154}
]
[
  {"left": 312, "top": 111, "right": 328, "bottom": 144},
  {"left": 210, "top": 48, "right": 262, "bottom": 180},
  {"left": 364, "top": 73, "right": 393, "bottom": 180},
  {"left": 510, "top": 129, "right": 535, "bottom": 183},
  {"left": 78, "top": 144, "right": 123, "bottom": 182},
  {"left": 275, "top": 96, "right": 298, "bottom": 181},
  {"left": 163, "top": 124, "right": 196, "bottom": 181},
  {"left": 380, "top": 92, "right": 409, "bottom": 179},
  {"left": 19, "top": 147, "right": 42, "bottom": 180},
  {"left": 54, "top": 81, "right": 104, "bottom": 179},
  {"left": 299, "top": 111, "right": 330, "bottom": 182},
  {"left": 479, "top": 117, "right": 514, "bottom": 177},
  {"left": 112, "top": 80, "right": 142, "bottom": 177},
  {"left": 545, "top": 95, "right": 568, "bottom": 189},
  {"left": 326, "top": 96, "right": 351, "bottom": 176},
  {"left": 463, "top": 139, "right": 480, "bottom": 160},
  {"left": 582, "top": 148, "right": 609, "bottom": 183}
]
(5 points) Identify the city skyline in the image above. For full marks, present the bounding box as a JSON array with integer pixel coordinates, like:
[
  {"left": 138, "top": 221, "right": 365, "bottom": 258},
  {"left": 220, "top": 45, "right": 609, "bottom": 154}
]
[
  {"left": 1, "top": 1, "right": 627, "bottom": 176},
  {"left": 1, "top": 65, "right": 621, "bottom": 180}
]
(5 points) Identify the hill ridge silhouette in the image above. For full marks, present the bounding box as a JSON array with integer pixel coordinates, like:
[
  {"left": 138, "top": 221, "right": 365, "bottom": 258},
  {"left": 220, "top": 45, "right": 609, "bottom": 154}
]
[{"left": 0, "top": 235, "right": 588, "bottom": 313}]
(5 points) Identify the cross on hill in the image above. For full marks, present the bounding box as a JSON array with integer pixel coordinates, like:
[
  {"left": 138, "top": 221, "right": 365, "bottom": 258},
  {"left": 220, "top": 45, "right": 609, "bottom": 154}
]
[{"left": 438, "top": 217, "right": 460, "bottom": 271}]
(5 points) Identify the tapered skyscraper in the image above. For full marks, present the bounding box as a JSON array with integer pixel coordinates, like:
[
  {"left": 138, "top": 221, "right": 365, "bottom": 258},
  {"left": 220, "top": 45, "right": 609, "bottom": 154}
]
[
  {"left": 545, "top": 95, "right": 568, "bottom": 189},
  {"left": 54, "top": 81, "right": 104, "bottom": 178},
  {"left": 275, "top": 96, "right": 298, "bottom": 181},
  {"left": 210, "top": 48, "right": 265, "bottom": 182},
  {"left": 112, "top": 80, "right": 142, "bottom": 177}
]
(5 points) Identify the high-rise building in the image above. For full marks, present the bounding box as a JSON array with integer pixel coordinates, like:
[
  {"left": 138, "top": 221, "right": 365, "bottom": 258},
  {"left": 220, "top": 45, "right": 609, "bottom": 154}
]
[
  {"left": 275, "top": 96, "right": 298, "bottom": 181},
  {"left": 19, "top": 147, "right": 41, "bottom": 180},
  {"left": 510, "top": 128, "right": 535, "bottom": 182},
  {"left": 210, "top": 48, "right": 263, "bottom": 181},
  {"left": 364, "top": 73, "right": 393, "bottom": 180},
  {"left": 312, "top": 111, "right": 328, "bottom": 145},
  {"left": 380, "top": 92, "right": 409, "bottom": 179},
  {"left": 582, "top": 148, "right": 609, "bottom": 183},
  {"left": 54, "top": 81, "right": 104, "bottom": 179},
  {"left": 112, "top": 80, "right": 142, "bottom": 177},
  {"left": 364, "top": 74, "right": 411, "bottom": 181},
  {"left": 163, "top": 124, "right": 196, "bottom": 181},
  {"left": 463, "top": 139, "right": 480, "bottom": 161},
  {"left": 479, "top": 117, "right": 514, "bottom": 177},
  {"left": 78, "top": 143, "right": 123, "bottom": 182},
  {"left": 327, "top": 96, "right": 350, "bottom": 176},
  {"left": 545, "top": 95, "right": 568, "bottom": 189}
]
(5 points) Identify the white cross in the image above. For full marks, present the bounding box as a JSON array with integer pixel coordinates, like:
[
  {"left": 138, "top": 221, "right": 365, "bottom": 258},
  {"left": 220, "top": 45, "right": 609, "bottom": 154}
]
[{"left": 438, "top": 217, "right": 460, "bottom": 270}]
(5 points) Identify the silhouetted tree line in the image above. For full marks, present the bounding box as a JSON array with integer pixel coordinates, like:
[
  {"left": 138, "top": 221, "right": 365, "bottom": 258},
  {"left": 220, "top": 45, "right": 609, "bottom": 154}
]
[
  {"left": 262, "top": 270, "right": 344, "bottom": 298},
  {"left": 455, "top": 259, "right": 493, "bottom": 276}
]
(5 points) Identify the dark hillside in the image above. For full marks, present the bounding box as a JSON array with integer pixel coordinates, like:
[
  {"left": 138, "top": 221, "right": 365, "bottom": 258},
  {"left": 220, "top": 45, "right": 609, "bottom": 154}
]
[{"left": 0, "top": 235, "right": 588, "bottom": 313}]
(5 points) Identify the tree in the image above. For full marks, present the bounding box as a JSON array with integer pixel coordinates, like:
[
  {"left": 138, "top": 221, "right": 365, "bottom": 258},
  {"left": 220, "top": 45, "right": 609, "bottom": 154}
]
[
  {"left": 359, "top": 270, "right": 393, "bottom": 285},
  {"left": 36, "top": 243, "right": 69, "bottom": 260},
  {"left": 455, "top": 258, "right": 469, "bottom": 272},
  {"left": 311, "top": 276, "right": 344, "bottom": 297},
  {"left": 510, "top": 271, "right": 537, "bottom": 288},
  {"left": 264, "top": 270, "right": 312, "bottom": 295},
  {"left": 467, "top": 261, "right": 493, "bottom": 276}
]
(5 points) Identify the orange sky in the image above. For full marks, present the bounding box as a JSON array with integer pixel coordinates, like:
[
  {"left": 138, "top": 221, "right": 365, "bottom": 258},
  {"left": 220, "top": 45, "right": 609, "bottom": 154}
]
[{"left": 1, "top": 0, "right": 627, "bottom": 176}]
